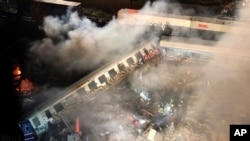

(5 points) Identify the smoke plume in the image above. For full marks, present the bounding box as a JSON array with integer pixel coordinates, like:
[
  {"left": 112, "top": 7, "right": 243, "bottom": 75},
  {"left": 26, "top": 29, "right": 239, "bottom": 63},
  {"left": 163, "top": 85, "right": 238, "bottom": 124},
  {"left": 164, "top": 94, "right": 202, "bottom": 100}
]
[
  {"left": 128, "top": 2, "right": 250, "bottom": 141},
  {"left": 189, "top": 4, "right": 250, "bottom": 141},
  {"left": 28, "top": 1, "right": 250, "bottom": 141},
  {"left": 29, "top": 8, "right": 153, "bottom": 73}
]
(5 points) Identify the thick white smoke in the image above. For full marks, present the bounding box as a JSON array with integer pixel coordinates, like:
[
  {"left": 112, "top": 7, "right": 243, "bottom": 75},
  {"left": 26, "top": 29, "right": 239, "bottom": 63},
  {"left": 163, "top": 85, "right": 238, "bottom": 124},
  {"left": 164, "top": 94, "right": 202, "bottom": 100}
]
[
  {"left": 29, "top": 1, "right": 250, "bottom": 141},
  {"left": 29, "top": 0, "right": 206, "bottom": 73},
  {"left": 28, "top": 1, "right": 169, "bottom": 140},
  {"left": 29, "top": 8, "right": 153, "bottom": 72},
  {"left": 189, "top": 4, "right": 250, "bottom": 141},
  {"left": 128, "top": 2, "right": 250, "bottom": 141}
]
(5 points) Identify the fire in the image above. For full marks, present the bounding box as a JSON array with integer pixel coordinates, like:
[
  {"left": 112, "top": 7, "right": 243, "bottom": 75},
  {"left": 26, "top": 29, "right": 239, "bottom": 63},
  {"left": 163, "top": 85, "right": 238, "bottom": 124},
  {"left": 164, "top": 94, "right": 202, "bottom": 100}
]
[
  {"left": 13, "top": 65, "right": 21, "bottom": 81},
  {"left": 75, "top": 117, "right": 80, "bottom": 134},
  {"left": 16, "top": 78, "right": 37, "bottom": 95},
  {"left": 12, "top": 63, "right": 37, "bottom": 96}
]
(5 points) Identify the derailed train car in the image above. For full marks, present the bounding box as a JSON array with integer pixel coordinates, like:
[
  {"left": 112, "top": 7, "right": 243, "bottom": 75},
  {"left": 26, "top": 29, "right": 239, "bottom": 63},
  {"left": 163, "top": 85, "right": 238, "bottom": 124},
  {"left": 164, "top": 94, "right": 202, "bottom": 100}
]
[
  {"left": 18, "top": 43, "right": 159, "bottom": 141},
  {"left": 18, "top": 36, "right": 250, "bottom": 140},
  {"left": 117, "top": 8, "right": 247, "bottom": 39},
  {"left": 158, "top": 36, "right": 250, "bottom": 63}
]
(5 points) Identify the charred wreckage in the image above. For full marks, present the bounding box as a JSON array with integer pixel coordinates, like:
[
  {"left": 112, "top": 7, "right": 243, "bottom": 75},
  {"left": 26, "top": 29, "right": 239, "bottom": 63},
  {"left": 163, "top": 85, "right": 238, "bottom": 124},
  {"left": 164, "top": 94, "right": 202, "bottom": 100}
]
[
  {"left": 11, "top": 1, "right": 250, "bottom": 141},
  {"left": 17, "top": 34, "right": 250, "bottom": 141}
]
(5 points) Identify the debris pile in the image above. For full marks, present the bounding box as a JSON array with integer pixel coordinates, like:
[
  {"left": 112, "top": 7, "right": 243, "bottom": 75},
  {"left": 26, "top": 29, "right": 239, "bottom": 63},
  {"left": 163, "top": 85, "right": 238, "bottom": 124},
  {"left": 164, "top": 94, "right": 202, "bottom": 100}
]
[{"left": 41, "top": 59, "right": 214, "bottom": 141}]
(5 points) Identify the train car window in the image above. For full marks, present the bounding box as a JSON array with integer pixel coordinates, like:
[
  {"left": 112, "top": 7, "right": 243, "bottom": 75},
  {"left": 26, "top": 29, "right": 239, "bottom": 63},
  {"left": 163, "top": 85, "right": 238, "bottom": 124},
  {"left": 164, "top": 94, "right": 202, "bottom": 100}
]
[
  {"left": 54, "top": 102, "right": 64, "bottom": 113},
  {"left": 159, "top": 48, "right": 167, "bottom": 56},
  {"left": 98, "top": 75, "right": 107, "bottom": 84},
  {"left": 45, "top": 110, "right": 52, "bottom": 119},
  {"left": 32, "top": 117, "right": 41, "bottom": 127},
  {"left": 65, "top": 95, "right": 76, "bottom": 105},
  {"left": 185, "top": 51, "right": 192, "bottom": 58},
  {"left": 25, "top": 125, "right": 30, "bottom": 132},
  {"left": 76, "top": 88, "right": 86, "bottom": 95},
  {"left": 20, "top": 121, "right": 31, "bottom": 133},
  {"left": 163, "top": 22, "right": 172, "bottom": 36},
  {"left": 152, "top": 48, "right": 159, "bottom": 56},
  {"left": 21, "top": 121, "right": 33, "bottom": 134},
  {"left": 126, "top": 57, "right": 134, "bottom": 65},
  {"left": 143, "top": 48, "right": 149, "bottom": 55},
  {"left": 135, "top": 52, "right": 143, "bottom": 60},
  {"left": 118, "top": 63, "right": 125, "bottom": 71},
  {"left": 88, "top": 81, "right": 97, "bottom": 90},
  {"left": 175, "top": 49, "right": 182, "bottom": 56},
  {"left": 148, "top": 49, "right": 154, "bottom": 56},
  {"left": 108, "top": 68, "right": 117, "bottom": 78},
  {"left": 166, "top": 48, "right": 174, "bottom": 57}
]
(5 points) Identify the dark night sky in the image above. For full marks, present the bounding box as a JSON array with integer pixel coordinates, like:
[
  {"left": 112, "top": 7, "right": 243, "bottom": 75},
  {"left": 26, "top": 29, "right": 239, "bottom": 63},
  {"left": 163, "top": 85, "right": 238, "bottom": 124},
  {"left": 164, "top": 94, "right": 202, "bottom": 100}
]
[
  {"left": 0, "top": 18, "right": 45, "bottom": 139},
  {"left": 0, "top": 14, "right": 88, "bottom": 140}
]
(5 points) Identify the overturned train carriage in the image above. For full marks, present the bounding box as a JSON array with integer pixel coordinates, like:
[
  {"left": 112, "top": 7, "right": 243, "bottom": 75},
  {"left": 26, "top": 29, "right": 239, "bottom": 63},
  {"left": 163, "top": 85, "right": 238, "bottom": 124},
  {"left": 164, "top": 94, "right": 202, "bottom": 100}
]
[
  {"left": 18, "top": 43, "right": 159, "bottom": 140},
  {"left": 18, "top": 36, "right": 250, "bottom": 140}
]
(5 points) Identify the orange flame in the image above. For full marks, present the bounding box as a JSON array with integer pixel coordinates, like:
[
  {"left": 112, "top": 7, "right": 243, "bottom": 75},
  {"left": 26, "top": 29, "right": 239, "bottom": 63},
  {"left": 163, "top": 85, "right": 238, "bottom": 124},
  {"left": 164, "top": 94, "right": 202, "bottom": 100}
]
[
  {"left": 13, "top": 66, "right": 21, "bottom": 81},
  {"left": 75, "top": 117, "right": 80, "bottom": 133},
  {"left": 126, "top": 9, "right": 138, "bottom": 14},
  {"left": 12, "top": 63, "right": 37, "bottom": 95}
]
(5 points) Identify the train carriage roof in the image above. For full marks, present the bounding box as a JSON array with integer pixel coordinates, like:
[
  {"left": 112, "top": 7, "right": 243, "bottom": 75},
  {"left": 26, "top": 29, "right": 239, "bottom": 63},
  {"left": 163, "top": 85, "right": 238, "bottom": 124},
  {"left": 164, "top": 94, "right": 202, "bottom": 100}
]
[
  {"left": 118, "top": 8, "right": 245, "bottom": 26},
  {"left": 159, "top": 36, "right": 250, "bottom": 59}
]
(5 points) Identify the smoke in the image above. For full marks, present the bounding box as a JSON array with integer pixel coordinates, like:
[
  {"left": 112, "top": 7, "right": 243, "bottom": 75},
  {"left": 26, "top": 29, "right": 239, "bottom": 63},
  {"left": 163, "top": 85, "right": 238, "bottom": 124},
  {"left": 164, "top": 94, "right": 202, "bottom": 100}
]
[
  {"left": 28, "top": 1, "right": 250, "bottom": 140},
  {"left": 28, "top": 2, "right": 168, "bottom": 140},
  {"left": 140, "top": 0, "right": 218, "bottom": 17},
  {"left": 28, "top": 0, "right": 218, "bottom": 73},
  {"left": 127, "top": 2, "right": 250, "bottom": 141},
  {"left": 190, "top": 4, "right": 250, "bottom": 140},
  {"left": 72, "top": 87, "right": 140, "bottom": 140},
  {"left": 21, "top": 87, "right": 62, "bottom": 111},
  {"left": 29, "top": 8, "right": 154, "bottom": 73}
]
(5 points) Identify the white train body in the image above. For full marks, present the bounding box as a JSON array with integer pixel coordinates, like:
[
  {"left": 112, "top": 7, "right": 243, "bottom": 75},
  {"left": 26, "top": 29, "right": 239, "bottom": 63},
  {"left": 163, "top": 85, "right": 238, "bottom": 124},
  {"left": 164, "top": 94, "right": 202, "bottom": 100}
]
[
  {"left": 158, "top": 36, "right": 250, "bottom": 61},
  {"left": 117, "top": 9, "right": 247, "bottom": 37},
  {"left": 18, "top": 31, "right": 250, "bottom": 141},
  {"left": 18, "top": 42, "right": 158, "bottom": 140}
]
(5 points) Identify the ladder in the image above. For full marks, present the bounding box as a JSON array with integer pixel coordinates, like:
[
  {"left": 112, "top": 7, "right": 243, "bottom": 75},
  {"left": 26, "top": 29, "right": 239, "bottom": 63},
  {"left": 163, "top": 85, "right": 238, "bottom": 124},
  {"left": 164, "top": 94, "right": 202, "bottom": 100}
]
[{"left": 61, "top": 112, "right": 74, "bottom": 134}]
